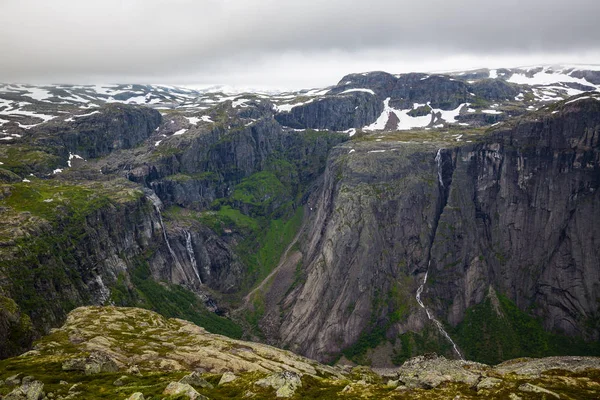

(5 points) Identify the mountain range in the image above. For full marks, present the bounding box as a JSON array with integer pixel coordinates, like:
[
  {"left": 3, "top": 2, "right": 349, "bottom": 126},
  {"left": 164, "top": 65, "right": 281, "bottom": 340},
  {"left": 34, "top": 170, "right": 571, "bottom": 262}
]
[{"left": 0, "top": 64, "right": 599, "bottom": 392}]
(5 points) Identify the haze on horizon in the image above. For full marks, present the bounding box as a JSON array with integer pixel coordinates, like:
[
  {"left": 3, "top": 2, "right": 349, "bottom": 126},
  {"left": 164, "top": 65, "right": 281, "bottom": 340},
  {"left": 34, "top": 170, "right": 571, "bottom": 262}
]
[{"left": 1, "top": 0, "right": 599, "bottom": 90}]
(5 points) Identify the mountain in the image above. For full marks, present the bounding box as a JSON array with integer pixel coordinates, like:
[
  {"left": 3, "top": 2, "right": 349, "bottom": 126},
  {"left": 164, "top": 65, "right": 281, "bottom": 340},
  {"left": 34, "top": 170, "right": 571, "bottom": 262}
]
[{"left": 0, "top": 65, "right": 599, "bottom": 367}]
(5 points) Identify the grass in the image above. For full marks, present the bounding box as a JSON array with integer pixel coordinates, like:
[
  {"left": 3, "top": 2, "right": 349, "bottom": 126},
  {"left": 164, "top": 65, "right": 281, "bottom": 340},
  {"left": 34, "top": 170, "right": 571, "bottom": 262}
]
[
  {"left": 1, "top": 179, "right": 111, "bottom": 223},
  {"left": 354, "top": 126, "right": 488, "bottom": 145}
]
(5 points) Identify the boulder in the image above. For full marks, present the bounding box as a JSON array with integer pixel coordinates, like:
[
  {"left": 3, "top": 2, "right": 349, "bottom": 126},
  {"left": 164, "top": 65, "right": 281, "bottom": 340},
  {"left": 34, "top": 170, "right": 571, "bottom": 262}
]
[
  {"left": 255, "top": 371, "right": 302, "bottom": 398},
  {"left": 62, "top": 352, "right": 119, "bottom": 375},
  {"left": 218, "top": 372, "right": 238, "bottom": 385},
  {"left": 162, "top": 382, "right": 207, "bottom": 400},
  {"left": 518, "top": 383, "right": 560, "bottom": 398},
  {"left": 179, "top": 371, "right": 214, "bottom": 389},
  {"left": 126, "top": 393, "right": 145, "bottom": 400}
]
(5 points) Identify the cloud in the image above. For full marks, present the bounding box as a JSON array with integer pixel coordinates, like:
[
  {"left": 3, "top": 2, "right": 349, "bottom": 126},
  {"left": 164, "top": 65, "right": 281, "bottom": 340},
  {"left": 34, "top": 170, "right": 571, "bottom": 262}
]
[{"left": 1, "top": 0, "right": 599, "bottom": 87}]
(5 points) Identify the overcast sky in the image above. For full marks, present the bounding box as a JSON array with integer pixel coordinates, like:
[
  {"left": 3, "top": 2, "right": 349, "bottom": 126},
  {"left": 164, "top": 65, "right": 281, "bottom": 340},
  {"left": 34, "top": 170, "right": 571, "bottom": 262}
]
[{"left": 1, "top": 0, "right": 599, "bottom": 89}]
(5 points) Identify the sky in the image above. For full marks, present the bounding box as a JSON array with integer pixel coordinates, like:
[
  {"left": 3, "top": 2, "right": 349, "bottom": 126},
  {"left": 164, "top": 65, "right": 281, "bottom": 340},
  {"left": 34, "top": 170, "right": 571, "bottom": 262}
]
[{"left": 1, "top": 0, "right": 599, "bottom": 90}]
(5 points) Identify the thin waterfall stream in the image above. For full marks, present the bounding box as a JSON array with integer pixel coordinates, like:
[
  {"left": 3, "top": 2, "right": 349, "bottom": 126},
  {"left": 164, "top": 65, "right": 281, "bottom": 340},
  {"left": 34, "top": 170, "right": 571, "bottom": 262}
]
[
  {"left": 185, "top": 230, "right": 202, "bottom": 284},
  {"left": 415, "top": 267, "right": 464, "bottom": 360}
]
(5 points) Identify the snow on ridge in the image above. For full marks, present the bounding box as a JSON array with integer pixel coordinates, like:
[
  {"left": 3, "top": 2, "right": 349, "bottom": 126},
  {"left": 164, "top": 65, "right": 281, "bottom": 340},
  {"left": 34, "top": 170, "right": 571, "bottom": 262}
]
[
  {"left": 489, "top": 69, "right": 498, "bottom": 79},
  {"left": 186, "top": 116, "right": 201, "bottom": 125},
  {"left": 274, "top": 98, "right": 315, "bottom": 113},
  {"left": 200, "top": 115, "right": 213, "bottom": 123},
  {"left": 437, "top": 103, "right": 466, "bottom": 124},
  {"left": 482, "top": 109, "right": 503, "bottom": 114},
  {"left": 564, "top": 95, "right": 600, "bottom": 105},
  {"left": 339, "top": 88, "right": 375, "bottom": 95},
  {"left": 232, "top": 98, "right": 250, "bottom": 108},
  {"left": 507, "top": 70, "right": 598, "bottom": 88}
]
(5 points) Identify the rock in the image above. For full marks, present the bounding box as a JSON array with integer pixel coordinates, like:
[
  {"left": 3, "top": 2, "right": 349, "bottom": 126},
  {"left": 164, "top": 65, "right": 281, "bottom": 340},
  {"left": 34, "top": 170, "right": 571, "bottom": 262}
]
[
  {"left": 509, "top": 394, "right": 522, "bottom": 400},
  {"left": 218, "top": 372, "right": 238, "bottom": 386},
  {"left": 127, "top": 365, "right": 142, "bottom": 376},
  {"left": 179, "top": 371, "right": 214, "bottom": 389},
  {"left": 3, "top": 380, "right": 44, "bottom": 400},
  {"left": 21, "top": 376, "right": 34, "bottom": 385},
  {"left": 126, "top": 393, "right": 145, "bottom": 400},
  {"left": 477, "top": 377, "right": 503, "bottom": 390},
  {"left": 59, "top": 381, "right": 69, "bottom": 386},
  {"left": 23, "top": 380, "right": 44, "bottom": 400},
  {"left": 518, "top": 383, "right": 561, "bottom": 398},
  {"left": 395, "top": 355, "right": 484, "bottom": 389},
  {"left": 255, "top": 371, "right": 302, "bottom": 398},
  {"left": 386, "top": 379, "right": 399, "bottom": 388},
  {"left": 162, "top": 382, "right": 207, "bottom": 400},
  {"left": 5, "top": 374, "right": 22, "bottom": 386},
  {"left": 68, "top": 383, "right": 81, "bottom": 393},
  {"left": 62, "top": 352, "right": 119, "bottom": 375},
  {"left": 113, "top": 376, "right": 129, "bottom": 386}
]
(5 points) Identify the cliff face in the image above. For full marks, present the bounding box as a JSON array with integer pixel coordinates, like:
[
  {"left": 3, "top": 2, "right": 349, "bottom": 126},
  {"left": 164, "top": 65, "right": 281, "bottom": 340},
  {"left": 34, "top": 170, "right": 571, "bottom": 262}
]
[
  {"left": 1, "top": 80, "right": 599, "bottom": 367},
  {"left": 272, "top": 97, "right": 600, "bottom": 363},
  {"left": 428, "top": 97, "right": 600, "bottom": 338},
  {"left": 0, "top": 101, "right": 346, "bottom": 357}
]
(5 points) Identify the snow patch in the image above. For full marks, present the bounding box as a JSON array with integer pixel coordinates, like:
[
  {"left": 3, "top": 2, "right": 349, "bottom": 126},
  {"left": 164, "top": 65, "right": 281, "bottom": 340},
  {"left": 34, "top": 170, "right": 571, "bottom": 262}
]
[
  {"left": 185, "top": 116, "right": 201, "bottom": 125},
  {"left": 274, "top": 99, "right": 315, "bottom": 112},
  {"left": 564, "top": 96, "right": 600, "bottom": 105},
  {"left": 340, "top": 88, "right": 375, "bottom": 95},
  {"left": 173, "top": 128, "right": 187, "bottom": 136}
]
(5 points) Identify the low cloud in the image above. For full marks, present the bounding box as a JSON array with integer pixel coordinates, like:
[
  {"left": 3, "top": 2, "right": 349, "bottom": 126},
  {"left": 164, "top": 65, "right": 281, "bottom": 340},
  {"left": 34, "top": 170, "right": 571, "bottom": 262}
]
[{"left": 1, "top": 0, "right": 599, "bottom": 87}]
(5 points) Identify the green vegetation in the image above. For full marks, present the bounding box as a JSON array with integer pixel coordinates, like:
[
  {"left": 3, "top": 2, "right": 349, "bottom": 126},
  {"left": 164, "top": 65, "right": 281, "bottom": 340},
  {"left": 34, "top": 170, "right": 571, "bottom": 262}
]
[
  {"left": 113, "top": 260, "right": 243, "bottom": 339},
  {"left": 1, "top": 179, "right": 111, "bottom": 223},
  {"left": 231, "top": 171, "right": 288, "bottom": 215},
  {"left": 392, "top": 326, "right": 453, "bottom": 365},
  {"left": 408, "top": 105, "right": 431, "bottom": 117},
  {"left": 452, "top": 293, "right": 600, "bottom": 365},
  {"left": 354, "top": 126, "right": 487, "bottom": 145},
  {"left": 0, "top": 144, "right": 62, "bottom": 175},
  {"left": 239, "top": 206, "right": 304, "bottom": 285}
]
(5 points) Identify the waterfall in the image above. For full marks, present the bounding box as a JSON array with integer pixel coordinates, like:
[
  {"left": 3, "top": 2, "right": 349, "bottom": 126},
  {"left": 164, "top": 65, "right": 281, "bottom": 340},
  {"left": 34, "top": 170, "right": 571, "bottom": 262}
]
[
  {"left": 415, "top": 267, "right": 464, "bottom": 360},
  {"left": 152, "top": 204, "right": 191, "bottom": 283},
  {"left": 435, "top": 148, "right": 444, "bottom": 187},
  {"left": 185, "top": 230, "right": 202, "bottom": 284}
]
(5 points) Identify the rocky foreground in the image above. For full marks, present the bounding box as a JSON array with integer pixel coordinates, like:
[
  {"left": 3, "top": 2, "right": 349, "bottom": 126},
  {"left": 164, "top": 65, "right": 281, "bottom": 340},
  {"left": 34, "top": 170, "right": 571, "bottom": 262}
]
[{"left": 0, "top": 307, "right": 598, "bottom": 399}]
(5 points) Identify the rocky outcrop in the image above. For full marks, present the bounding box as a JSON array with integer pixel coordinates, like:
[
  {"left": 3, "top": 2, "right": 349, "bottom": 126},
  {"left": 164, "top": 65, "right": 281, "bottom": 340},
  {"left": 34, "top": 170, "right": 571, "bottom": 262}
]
[
  {"left": 33, "top": 306, "right": 343, "bottom": 377},
  {"left": 1, "top": 306, "right": 598, "bottom": 400}
]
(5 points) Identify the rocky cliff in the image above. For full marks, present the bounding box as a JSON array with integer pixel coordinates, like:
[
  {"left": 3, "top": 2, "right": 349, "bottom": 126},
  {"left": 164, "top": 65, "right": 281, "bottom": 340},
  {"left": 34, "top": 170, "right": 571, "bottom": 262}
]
[
  {"left": 264, "top": 95, "right": 600, "bottom": 365},
  {"left": 1, "top": 72, "right": 600, "bottom": 368}
]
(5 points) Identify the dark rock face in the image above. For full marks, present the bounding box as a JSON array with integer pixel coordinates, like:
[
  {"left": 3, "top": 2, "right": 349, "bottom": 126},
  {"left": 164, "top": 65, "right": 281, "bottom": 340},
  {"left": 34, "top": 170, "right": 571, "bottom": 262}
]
[
  {"left": 469, "top": 79, "right": 520, "bottom": 101},
  {"left": 276, "top": 72, "right": 479, "bottom": 130},
  {"left": 428, "top": 98, "right": 600, "bottom": 339},
  {"left": 275, "top": 94, "right": 383, "bottom": 131},
  {"left": 32, "top": 104, "right": 161, "bottom": 160},
  {"left": 277, "top": 142, "right": 445, "bottom": 361},
  {"left": 390, "top": 75, "right": 469, "bottom": 110},
  {"left": 275, "top": 98, "right": 600, "bottom": 362}
]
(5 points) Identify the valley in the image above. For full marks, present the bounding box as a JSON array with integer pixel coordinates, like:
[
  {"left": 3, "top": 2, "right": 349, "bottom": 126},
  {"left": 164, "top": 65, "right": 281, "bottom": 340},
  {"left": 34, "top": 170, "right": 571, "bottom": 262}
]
[{"left": 0, "top": 65, "right": 599, "bottom": 398}]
